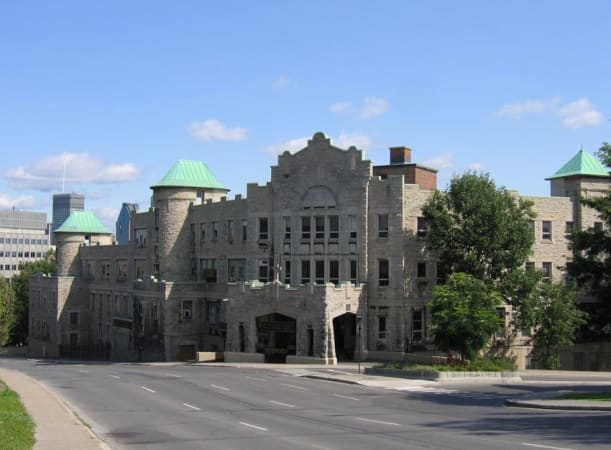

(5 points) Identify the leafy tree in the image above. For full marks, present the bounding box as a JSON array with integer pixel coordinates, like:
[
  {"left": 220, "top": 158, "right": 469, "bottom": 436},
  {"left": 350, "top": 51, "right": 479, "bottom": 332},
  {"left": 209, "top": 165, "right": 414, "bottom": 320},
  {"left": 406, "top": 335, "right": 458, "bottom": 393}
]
[
  {"left": 0, "top": 277, "right": 16, "bottom": 346},
  {"left": 532, "top": 282, "right": 587, "bottom": 369},
  {"left": 429, "top": 273, "right": 502, "bottom": 361},
  {"left": 10, "top": 258, "right": 55, "bottom": 345},
  {"left": 567, "top": 142, "right": 611, "bottom": 338}
]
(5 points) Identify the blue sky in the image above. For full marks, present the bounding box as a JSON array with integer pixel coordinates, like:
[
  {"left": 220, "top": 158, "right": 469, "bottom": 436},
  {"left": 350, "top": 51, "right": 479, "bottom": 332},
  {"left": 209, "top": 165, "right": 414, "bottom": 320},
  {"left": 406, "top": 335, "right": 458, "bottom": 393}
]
[{"left": 1, "top": 1, "right": 610, "bottom": 231}]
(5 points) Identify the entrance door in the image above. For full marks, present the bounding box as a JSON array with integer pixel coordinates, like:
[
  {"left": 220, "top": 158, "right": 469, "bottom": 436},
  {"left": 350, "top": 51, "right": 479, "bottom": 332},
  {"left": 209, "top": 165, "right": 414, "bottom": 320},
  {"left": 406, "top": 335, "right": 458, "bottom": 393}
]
[
  {"left": 256, "top": 313, "right": 297, "bottom": 363},
  {"left": 333, "top": 313, "right": 357, "bottom": 361}
]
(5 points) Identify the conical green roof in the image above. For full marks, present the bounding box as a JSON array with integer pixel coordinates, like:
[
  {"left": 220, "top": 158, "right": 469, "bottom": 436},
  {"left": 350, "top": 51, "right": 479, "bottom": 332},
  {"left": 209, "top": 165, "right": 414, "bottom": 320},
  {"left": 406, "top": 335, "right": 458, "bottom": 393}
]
[
  {"left": 55, "top": 211, "right": 111, "bottom": 234},
  {"left": 151, "top": 160, "right": 228, "bottom": 190},
  {"left": 547, "top": 149, "right": 610, "bottom": 179}
]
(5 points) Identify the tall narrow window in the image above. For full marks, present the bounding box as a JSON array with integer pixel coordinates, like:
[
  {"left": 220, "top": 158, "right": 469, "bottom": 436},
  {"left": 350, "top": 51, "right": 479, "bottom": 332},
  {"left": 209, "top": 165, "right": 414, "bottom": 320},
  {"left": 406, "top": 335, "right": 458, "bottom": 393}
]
[
  {"left": 528, "top": 220, "right": 535, "bottom": 236},
  {"left": 329, "top": 260, "right": 339, "bottom": 285},
  {"left": 301, "top": 216, "right": 311, "bottom": 239},
  {"left": 417, "top": 262, "right": 426, "bottom": 278},
  {"left": 412, "top": 310, "right": 423, "bottom": 342},
  {"left": 227, "top": 220, "right": 234, "bottom": 242},
  {"left": 417, "top": 217, "right": 427, "bottom": 237},
  {"left": 378, "top": 214, "right": 389, "bottom": 238},
  {"left": 348, "top": 215, "right": 357, "bottom": 240},
  {"left": 258, "top": 259, "right": 269, "bottom": 282},
  {"left": 378, "top": 259, "right": 389, "bottom": 286},
  {"left": 201, "top": 259, "right": 217, "bottom": 283},
  {"left": 315, "top": 260, "right": 325, "bottom": 284},
  {"left": 565, "top": 221, "right": 574, "bottom": 234},
  {"left": 542, "top": 221, "right": 552, "bottom": 240},
  {"left": 594, "top": 222, "right": 603, "bottom": 233},
  {"left": 377, "top": 316, "right": 387, "bottom": 339},
  {"left": 242, "top": 219, "right": 248, "bottom": 241},
  {"left": 212, "top": 222, "right": 219, "bottom": 241},
  {"left": 350, "top": 260, "right": 357, "bottom": 284},
  {"left": 542, "top": 262, "right": 552, "bottom": 281},
  {"left": 329, "top": 215, "right": 339, "bottom": 240},
  {"left": 315, "top": 216, "right": 325, "bottom": 240},
  {"left": 284, "top": 260, "right": 291, "bottom": 284},
  {"left": 259, "top": 217, "right": 269, "bottom": 240},
  {"left": 301, "top": 260, "right": 311, "bottom": 284},
  {"left": 284, "top": 216, "right": 291, "bottom": 240},
  {"left": 200, "top": 223, "right": 206, "bottom": 243}
]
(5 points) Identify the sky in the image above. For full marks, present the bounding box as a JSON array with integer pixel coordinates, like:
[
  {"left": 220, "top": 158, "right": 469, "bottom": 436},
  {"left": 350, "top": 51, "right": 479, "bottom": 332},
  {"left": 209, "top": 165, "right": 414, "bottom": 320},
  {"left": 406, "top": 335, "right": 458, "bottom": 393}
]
[{"left": 1, "top": 1, "right": 610, "bottom": 232}]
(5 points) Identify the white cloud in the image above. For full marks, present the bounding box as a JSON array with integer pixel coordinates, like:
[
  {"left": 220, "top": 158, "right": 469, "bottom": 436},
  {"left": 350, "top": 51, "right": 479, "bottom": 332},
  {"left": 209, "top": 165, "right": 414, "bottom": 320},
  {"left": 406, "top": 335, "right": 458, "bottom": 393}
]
[
  {"left": 0, "top": 193, "right": 36, "bottom": 209},
  {"left": 421, "top": 153, "right": 454, "bottom": 170},
  {"left": 272, "top": 76, "right": 292, "bottom": 88},
  {"left": 496, "top": 97, "right": 603, "bottom": 128},
  {"left": 467, "top": 162, "right": 486, "bottom": 171},
  {"left": 330, "top": 97, "right": 389, "bottom": 119},
  {"left": 187, "top": 119, "right": 247, "bottom": 141},
  {"left": 96, "top": 206, "right": 120, "bottom": 222},
  {"left": 265, "top": 132, "right": 372, "bottom": 156},
  {"left": 5, "top": 153, "right": 140, "bottom": 191}
]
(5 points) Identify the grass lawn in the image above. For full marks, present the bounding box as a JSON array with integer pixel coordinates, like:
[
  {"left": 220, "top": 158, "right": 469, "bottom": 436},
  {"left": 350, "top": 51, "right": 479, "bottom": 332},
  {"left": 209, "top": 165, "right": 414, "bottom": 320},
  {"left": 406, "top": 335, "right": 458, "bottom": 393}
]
[
  {"left": 556, "top": 392, "right": 611, "bottom": 402},
  {"left": 0, "top": 381, "right": 35, "bottom": 450}
]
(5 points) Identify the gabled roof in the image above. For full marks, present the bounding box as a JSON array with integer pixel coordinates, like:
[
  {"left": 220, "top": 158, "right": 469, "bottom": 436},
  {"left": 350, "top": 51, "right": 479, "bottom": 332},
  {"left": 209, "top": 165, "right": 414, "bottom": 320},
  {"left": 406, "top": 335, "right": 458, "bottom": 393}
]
[
  {"left": 547, "top": 149, "right": 610, "bottom": 180},
  {"left": 55, "top": 211, "right": 111, "bottom": 234},
  {"left": 151, "top": 160, "right": 228, "bottom": 190}
]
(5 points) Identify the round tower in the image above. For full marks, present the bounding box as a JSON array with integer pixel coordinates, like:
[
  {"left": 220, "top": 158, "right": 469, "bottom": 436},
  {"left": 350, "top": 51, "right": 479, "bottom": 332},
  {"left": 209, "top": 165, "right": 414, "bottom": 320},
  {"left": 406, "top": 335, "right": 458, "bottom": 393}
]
[{"left": 151, "top": 160, "right": 229, "bottom": 282}]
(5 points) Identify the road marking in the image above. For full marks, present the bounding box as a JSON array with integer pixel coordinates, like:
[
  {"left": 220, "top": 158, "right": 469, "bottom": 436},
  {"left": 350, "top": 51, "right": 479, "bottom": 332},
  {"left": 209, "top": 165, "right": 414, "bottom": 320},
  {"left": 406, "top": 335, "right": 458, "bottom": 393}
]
[
  {"left": 211, "top": 384, "right": 230, "bottom": 391},
  {"left": 356, "top": 417, "right": 401, "bottom": 427},
  {"left": 141, "top": 386, "right": 156, "bottom": 393},
  {"left": 183, "top": 403, "right": 201, "bottom": 411},
  {"left": 245, "top": 376, "right": 266, "bottom": 382},
  {"left": 333, "top": 394, "right": 359, "bottom": 401},
  {"left": 165, "top": 373, "right": 181, "bottom": 378},
  {"left": 109, "top": 375, "right": 121, "bottom": 379},
  {"left": 281, "top": 383, "right": 307, "bottom": 391},
  {"left": 396, "top": 386, "right": 456, "bottom": 394},
  {"left": 77, "top": 370, "right": 89, "bottom": 373},
  {"left": 521, "top": 443, "right": 575, "bottom": 450},
  {"left": 269, "top": 400, "right": 296, "bottom": 408},
  {"left": 239, "top": 421, "right": 268, "bottom": 432}
]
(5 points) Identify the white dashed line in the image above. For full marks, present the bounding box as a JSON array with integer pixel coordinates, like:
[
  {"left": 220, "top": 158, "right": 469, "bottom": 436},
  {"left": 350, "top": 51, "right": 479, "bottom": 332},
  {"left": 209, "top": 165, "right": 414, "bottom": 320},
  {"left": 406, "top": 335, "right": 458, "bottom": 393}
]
[
  {"left": 109, "top": 375, "right": 121, "bottom": 379},
  {"left": 211, "top": 384, "right": 230, "bottom": 391},
  {"left": 239, "top": 421, "right": 268, "bottom": 432},
  {"left": 269, "top": 400, "right": 296, "bottom": 408},
  {"left": 165, "top": 373, "right": 181, "bottom": 378},
  {"left": 332, "top": 394, "right": 359, "bottom": 401},
  {"left": 183, "top": 403, "right": 201, "bottom": 411},
  {"left": 356, "top": 417, "right": 401, "bottom": 427},
  {"left": 141, "top": 386, "right": 156, "bottom": 393},
  {"left": 245, "top": 376, "right": 267, "bottom": 382},
  {"left": 521, "top": 443, "right": 575, "bottom": 450},
  {"left": 281, "top": 383, "right": 307, "bottom": 391},
  {"left": 77, "top": 370, "right": 89, "bottom": 374}
]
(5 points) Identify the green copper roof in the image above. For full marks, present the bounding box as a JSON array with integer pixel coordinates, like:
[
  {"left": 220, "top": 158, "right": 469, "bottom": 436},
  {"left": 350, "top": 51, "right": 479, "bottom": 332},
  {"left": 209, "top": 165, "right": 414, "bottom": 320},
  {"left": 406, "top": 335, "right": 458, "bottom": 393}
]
[
  {"left": 55, "top": 211, "right": 111, "bottom": 234},
  {"left": 547, "top": 149, "right": 610, "bottom": 179},
  {"left": 151, "top": 160, "right": 228, "bottom": 190}
]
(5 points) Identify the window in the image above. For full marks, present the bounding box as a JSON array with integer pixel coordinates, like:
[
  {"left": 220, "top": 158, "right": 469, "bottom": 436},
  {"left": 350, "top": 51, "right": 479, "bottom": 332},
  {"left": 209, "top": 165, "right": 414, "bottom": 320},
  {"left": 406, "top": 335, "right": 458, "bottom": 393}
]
[
  {"left": 528, "top": 220, "right": 535, "bottom": 236},
  {"left": 378, "top": 316, "right": 387, "bottom": 339},
  {"left": 329, "top": 215, "right": 339, "bottom": 240},
  {"left": 284, "top": 260, "right": 291, "bottom": 284},
  {"left": 103, "top": 262, "right": 111, "bottom": 279},
  {"left": 315, "top": 216, "right": 325, "bottom": 240},
  {"left": 417, "top": 217, "right": 427, "bottom": 237},
  {"left": 542, "top": 221, "right": 552, "bottom": 240},
  {"left": 207, "top": 301, "right": 220, "bottom": 325},
  {"left": 212, "top": 222, "right": 219, "bottom": 241},
  {"left": 135, "top": 229, "right": 147, "bottom": 247},
  {"left": 283, "top": 216, "right": 291, "bottom": 240},
  {"left": 378, "top": 259, "right": 389, "bottom": 286},
  {"left": 542, "top": 262, "right": 552, "bottom": 281},
  {"left": 258, "top": 217, "right": 269, "bottom": 240},
  {"left": 227, "top": 220, "right": 234, "bottom": 242},
  {"left": 228, "top": 259, "right": 246, "bottom": 282},
  {"left": 182, "top": 300, "right": 193, "bottom": 320},
  {"left": 495, "top": 308, "right": 506, "bottom": 338},
  {"left": 417, "top": 262, "right": 426, "bottom": 278},
  {"left": 242, "top": 219, "right": 248, "bottom": 241},
  {"left": 69, "top": 311, "right": 79, "bottom": 326},
  {"left": 348, "top": 215, "right": 357, "bottom": 240},
  {"left": 412, "top": 310, "right": 423, "bottom": 342},
  {"left": 329, "top": 260, "right": 339, "bottom": 285},
  {"left": 199, "top": 223, "right": 206, "bottom": 243},
  {"left": 301, "top": 260, "right": 311, "bottom": 284},
  {"left": 378, "top": 214, "right": 389, "bottom": 238},
  {"left": 315, "top": 260, "right": 325, "bottom": 284},
  {"left": 350, "top": 260, "right": 357, "bottom": 284},
  {"left": 258, "top": 259, "right": 269, "bottom": 282},
  {"left": 301, "top": 216, "right": 311, "bottom": 239},
  {"left": 565, "top": 222, "right": 574, "bottom": 234},
  {"left": 594, "top": 222, "right": 603, "bottom": 233},
  {"left": 201, "top": 258, "right": 217, "bottom": 283}
]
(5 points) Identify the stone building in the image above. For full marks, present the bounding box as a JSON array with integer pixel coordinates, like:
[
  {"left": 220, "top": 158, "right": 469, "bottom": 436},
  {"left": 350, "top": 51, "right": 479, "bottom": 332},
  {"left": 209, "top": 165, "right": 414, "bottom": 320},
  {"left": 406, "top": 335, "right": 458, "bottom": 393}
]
[{"left": 28, "top": 133, "right": 610, "bottom": 368}]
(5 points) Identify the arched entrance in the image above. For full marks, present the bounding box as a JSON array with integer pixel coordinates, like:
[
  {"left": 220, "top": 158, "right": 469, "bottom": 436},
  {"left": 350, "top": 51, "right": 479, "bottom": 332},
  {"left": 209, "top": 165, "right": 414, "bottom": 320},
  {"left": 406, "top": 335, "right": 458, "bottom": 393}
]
[
  {"left": 256, "top": 313, "right": 296, "bottom": 363},
  {"left": 333, "top": 313, "right": 357, "bottom": 361}
]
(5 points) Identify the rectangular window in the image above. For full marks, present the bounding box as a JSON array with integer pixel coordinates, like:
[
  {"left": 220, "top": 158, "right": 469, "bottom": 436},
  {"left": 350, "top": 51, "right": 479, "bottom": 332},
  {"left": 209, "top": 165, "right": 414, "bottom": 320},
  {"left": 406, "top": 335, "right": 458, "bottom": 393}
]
[
  {"left": 227, "top": 220, "right": 234, "bottom": 242},
  {"left": 200, "top": 223, "right": 206, "bottom": 243},
  {"left": 228, "top": 259, "right": 246, "bottom": 282},
  {"left": 378, "top": 259, "right": 389, "bottom": 286},
  {"left": 135, "top": 229, "right": 147, "bottom": 247},
  {"left": 258, "top": 259, "right": 269, "bottom": 282},
  {"left": 565, "top": 221, "right": 574, "bottom": 234},
  {"left": 301, "top": 260, "right": 311, "bottom": 284},
  {"left": 417, "top": 262, "right": 426, "bottom": 278},
  {"left": 328, "top": 215, "right": 339, "bottom": 240},
  {"left": 259, "top": 217, "right": 269, "bottom": 240},
  {"left": 301, "top": 216, "right": 311, "bottom": 239},
  {"left": 283, "top": 216, "right": 291, "bottom": 240},
  {"left": 594, "top": 222, "right": 603, "bottom": 233},
  {"left": 378, "top": 214, "right": 389, "bottom": 238},
  {"left": 201, "top": 258, "right": 217, "bottom": 283},
  {"left": 348, "top": 215, "right": 357, "bottom": 240},
  {"left": 329, "top": 260, "right": 339, "bottom": 285},
  {"left": 350, "top": 260, "right": 357, "bottom": 284},
  {"left": 378, "top": 316, "right": 387, "bottom": 339},
  {"left": 412, "top": 310, "right": 423, "bottom": 342},
  {"left": 315, "top": 216, "right": 325, "bottom": 240},
  {"left": 69, "top": 311, "right": 79, "bottom": 326},
  {"left": 284, "top": 260, "right": 291, "bottom": 284},
  {"left": 103, "top": 262, "right": 111, "bottom": 279},
  {"left": 542, "top": 262, "right": 552, "bottom": 281},
  {"left": 417, "top": 217, "right": 427, "bottom": 237},
  {"left": 542, "top": 220, "right": 552, "bottom": 240},
  {"left": 212, "top": 222, "right": 219, "bottom": 241},
  {"left": 182, "top": 300, "right": 193, "bottom": 320},
  {"left": 315, "top": 260, "right": 325, "bottom": 284}
]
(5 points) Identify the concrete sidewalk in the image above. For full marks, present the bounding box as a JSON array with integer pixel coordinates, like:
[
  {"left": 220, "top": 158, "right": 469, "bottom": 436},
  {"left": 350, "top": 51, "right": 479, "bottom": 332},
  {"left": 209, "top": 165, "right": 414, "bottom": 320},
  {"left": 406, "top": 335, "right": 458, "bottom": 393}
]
[{"left": 0, "top": 368, "right": 108, "bottom": 450}]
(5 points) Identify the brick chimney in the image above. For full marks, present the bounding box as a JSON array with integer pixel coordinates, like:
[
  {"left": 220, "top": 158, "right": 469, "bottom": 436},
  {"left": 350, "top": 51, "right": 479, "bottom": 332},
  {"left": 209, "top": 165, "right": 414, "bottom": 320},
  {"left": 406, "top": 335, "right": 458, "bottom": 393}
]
[{"left": 390, "top": 146, "right": 412, "bottom": 164}]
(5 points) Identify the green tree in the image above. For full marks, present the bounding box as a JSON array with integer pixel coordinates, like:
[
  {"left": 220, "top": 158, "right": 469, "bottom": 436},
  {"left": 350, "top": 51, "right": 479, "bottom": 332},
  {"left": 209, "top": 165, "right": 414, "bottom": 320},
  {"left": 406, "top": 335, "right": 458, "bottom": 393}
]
[
  {"left": 10, "top": 258, "right": 55, "bottom": 345},
  {"left": 567, "top": 142, "right": 611, "bottom": 338},
  {"left": 532, "top": 282, "right": 587, "bottom": 369},
  {"left": 429, "top": 273, "right": 502, "bottom": 361},
  {"left": 0, "top": 277, "right": 16, "bottom": 346}
]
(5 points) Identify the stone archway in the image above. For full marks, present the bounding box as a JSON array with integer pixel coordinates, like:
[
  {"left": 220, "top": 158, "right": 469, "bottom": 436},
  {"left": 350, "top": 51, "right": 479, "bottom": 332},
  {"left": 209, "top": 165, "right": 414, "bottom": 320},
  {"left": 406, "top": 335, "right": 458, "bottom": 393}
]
[
  {"left": 256, "top": 313, "right": 297, "bottom": 363},
  {"left": 333, "top": 313, "right": 357, "bottom": 361}
]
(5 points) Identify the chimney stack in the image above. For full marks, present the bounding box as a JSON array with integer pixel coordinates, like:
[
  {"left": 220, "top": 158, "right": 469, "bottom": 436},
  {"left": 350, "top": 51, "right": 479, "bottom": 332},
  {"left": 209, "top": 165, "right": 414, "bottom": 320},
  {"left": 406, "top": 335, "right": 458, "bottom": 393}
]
[{"left": 390, "top": 146, "right": 412, "bottom": 164}]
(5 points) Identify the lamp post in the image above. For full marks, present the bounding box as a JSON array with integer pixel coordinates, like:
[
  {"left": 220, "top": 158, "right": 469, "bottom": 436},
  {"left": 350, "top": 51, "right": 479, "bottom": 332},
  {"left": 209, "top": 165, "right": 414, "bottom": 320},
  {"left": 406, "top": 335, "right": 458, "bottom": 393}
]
[{"left": 356, "top": 314, "right": 363, "bottom": 375}]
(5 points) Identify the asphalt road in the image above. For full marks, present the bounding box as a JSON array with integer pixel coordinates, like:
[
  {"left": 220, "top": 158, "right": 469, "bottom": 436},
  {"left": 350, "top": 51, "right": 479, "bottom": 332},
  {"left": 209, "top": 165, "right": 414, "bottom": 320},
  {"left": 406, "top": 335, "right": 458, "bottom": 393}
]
[{"left": 2, "top": 359, "right": 611, "bottom": 450}]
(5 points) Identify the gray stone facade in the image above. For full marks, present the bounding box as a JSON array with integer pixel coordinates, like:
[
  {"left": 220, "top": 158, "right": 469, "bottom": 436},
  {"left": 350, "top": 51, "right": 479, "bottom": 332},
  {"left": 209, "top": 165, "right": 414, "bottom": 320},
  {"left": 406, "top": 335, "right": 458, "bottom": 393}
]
[{"left": 28, "top": 132, "right": 610, "bottom": 369}]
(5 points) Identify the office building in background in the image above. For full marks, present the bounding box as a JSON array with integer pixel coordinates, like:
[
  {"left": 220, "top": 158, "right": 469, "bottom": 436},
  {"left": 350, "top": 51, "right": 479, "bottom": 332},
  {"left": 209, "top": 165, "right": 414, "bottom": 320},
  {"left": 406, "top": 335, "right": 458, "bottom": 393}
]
[
  {"left": 0, "top": 210, "right": 50, "bottom": 277},
  {"left": 51, "top": 193, "right": 84, "bottom": 243}
]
